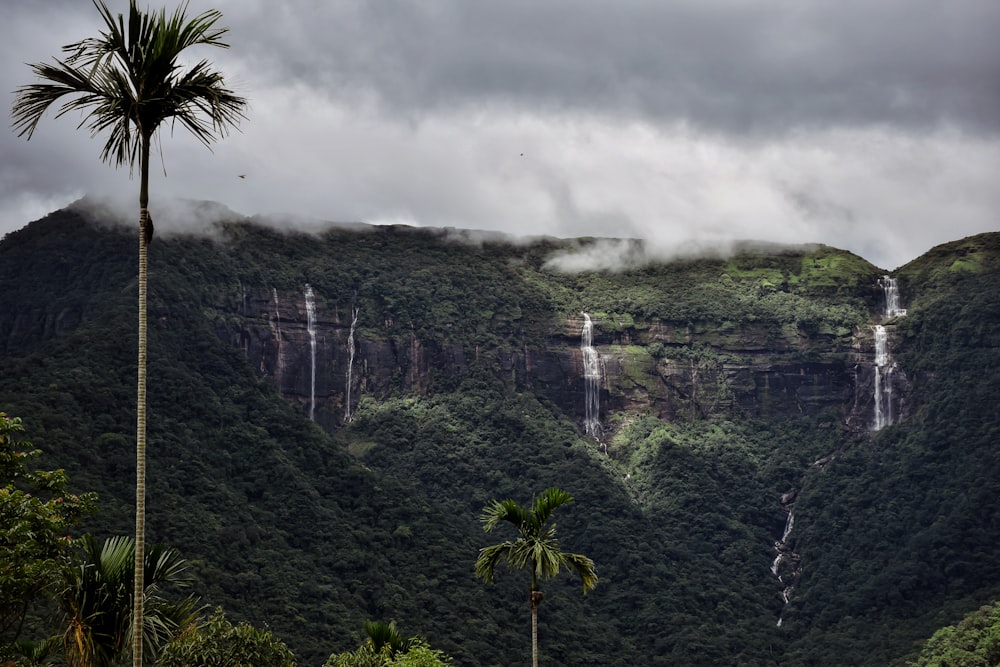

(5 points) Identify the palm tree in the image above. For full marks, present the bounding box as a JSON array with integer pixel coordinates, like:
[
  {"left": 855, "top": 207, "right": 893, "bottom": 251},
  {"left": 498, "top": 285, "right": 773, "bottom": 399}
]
[
  {"left": 475, "top": 487, "right": 598, "bottom": 667},
  {"left": 11, "top": 4, "right": 246, "bottom": 665},
  {"left": 59, "top": 535, "right": 198, "bottom": 667},
  {"left": 362, "top": 620, "right": 411, "bottom": 659}
]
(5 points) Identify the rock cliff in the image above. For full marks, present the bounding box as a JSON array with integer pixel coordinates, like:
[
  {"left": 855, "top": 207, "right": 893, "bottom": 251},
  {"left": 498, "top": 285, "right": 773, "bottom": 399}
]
[{"left": 218, "top": 285, "right": 907, "bottom": 436}]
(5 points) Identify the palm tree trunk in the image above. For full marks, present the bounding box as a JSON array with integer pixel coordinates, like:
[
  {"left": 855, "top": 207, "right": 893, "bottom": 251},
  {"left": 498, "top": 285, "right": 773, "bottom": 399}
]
[
  {"left": 132, "top": 134, "right": 151, "bottom": 667},
  {"left": 531, "top": 601, "right": 538, "bottom": 667},
  {"left": 530, "top": 590, "right": 543, "bottom": 667}
]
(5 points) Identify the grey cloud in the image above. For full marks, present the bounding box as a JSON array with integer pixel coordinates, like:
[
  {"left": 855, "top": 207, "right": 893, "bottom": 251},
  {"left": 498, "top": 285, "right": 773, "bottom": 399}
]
[
  {"left": 224, "top": 0, "right": 1000, "bottom": 135},
  {"left": 8, "top": 0, "right": 999, "bottom": 138},
  {"left": 2, "top": 0, "right": 997, "bottom": 271}
]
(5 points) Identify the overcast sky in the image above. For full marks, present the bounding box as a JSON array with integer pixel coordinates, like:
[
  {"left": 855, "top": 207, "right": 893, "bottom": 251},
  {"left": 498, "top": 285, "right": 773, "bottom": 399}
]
[{"left": 3, "top": 0, "right": 998, "bottom": 269}]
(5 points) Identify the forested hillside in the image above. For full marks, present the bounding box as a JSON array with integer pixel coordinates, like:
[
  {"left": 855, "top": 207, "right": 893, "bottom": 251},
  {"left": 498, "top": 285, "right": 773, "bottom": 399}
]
[{"left": 1, "top": 201, "right": 997, "bottom": 665}]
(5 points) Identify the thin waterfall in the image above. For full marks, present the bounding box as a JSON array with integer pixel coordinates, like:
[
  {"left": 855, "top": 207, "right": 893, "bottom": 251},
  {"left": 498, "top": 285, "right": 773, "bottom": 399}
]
[
  {"left": 873, "top": 325, "right": 893, "bottom": 430},
  {"left": 581, "top": 313, "right": 602, "bottom": 439},
  {"left": 272, "top": 288, "right": 283, "bottom": 383},
  {"left": 239, "top": 280, "right": 249, "bottom": 355},
  {"left": 304, "top": 284, "right": 317, "bottom": 421},
  {"left": 880, "top": 275, "right": 907, "bottom": 318},
  {"left": 873, "top": 276, "right": 905, "bottom": 431},
  {"left": 344, "top": 305, "right": 359, "bottom": 424}
]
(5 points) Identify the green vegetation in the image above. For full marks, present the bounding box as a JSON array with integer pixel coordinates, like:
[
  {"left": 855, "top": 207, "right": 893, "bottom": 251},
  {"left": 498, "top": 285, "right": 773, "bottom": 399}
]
[
  {"left": 59, "top": 535, "right": 199, "bottom": 667},
  {"left": 1, "top": 413, "right": 97, "bottom": 656},
  {"left": 325, "top": 621, "right": 452, "bottom": 667},
  {"left": 907, "top": 602, "right": 1000, "bottom": 667},
  {"left": 2, "top": 413, "right": 205, "bottom": 667},
  {"left": 155, "top": 608, "right": 296, "bottom": 667},
  {"left": 1, "top": 207, "right": 998, "bottom": 665}
]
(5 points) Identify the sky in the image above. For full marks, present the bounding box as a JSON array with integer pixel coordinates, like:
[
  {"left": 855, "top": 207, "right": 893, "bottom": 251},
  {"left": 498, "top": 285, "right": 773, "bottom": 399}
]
[{"left": 2, "top": 1, "right": 998, "bottom": 270}]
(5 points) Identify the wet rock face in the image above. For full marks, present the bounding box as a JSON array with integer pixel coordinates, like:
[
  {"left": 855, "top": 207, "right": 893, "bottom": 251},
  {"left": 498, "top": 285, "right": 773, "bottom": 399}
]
[
  {"left": 2, "top": 306, "right": 82, "bottom": 350},
  {"left": 230, "top": 287, "right": 471, "bottom": 430},
  {"left": 223, "top": 292, "right": 902, "bottom": 433}
]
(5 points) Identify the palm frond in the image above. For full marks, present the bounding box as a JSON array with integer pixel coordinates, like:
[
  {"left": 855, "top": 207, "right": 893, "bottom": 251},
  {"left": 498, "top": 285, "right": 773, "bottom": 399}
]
[
  {"left": 529, "top": 533, "right": 566, "bottom": 582},
  {"left": 560, "top": 552, "right": 599, "bottom": 594},
  {"left": 137, "top": 593, "right": 201, "bottom": 661},
  {"left": 11, "top": 61, "right": 101, "bottom": 139},
  {"left": 143, "top": 541, "right": 194, "bottom": 592},
  {"left": 530, "top": 487, "right": 574, "bottom": 531},
  {"left": 480, "top": 498, "right": 530, "bottom": 533},
  {"left": 477, "top": 488, "right": 597, "bottom": 597},
  {"left": 363, "top": 620, "right": 412, "bottom": 657},
  {"left": 474, "top": 542, "right": 515, "bottom": 584}
]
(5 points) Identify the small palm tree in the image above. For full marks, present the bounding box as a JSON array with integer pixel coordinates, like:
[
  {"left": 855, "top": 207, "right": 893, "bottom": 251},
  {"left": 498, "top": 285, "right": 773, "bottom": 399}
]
[
  {"left": 11, "top": 4, "right": 246, "bottom": 666},
  {"left": 475, "top": 487, "right": 598, "bottom": 667},
  {"left": 59, "top": 535, "right": 198, "bottom": 667},
  {"left": 363, "top": 620, "right": 411, "bottom": 659}
]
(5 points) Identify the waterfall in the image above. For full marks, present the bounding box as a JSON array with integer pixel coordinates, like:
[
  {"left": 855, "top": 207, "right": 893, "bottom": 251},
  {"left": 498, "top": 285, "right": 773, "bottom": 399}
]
[
  {"left": 304, "top": 284, "right": 317, "bottom": 422},
  {"left": 272, "top": 288, "right": 283, "bottom": 383},
  {"left": 239, "top": 281, "right": 249, "bottom": 355},
  {"left": 872, "top": 275, "right": 906, "bottom": 431},
  {"left": 880, "top": 275, "right": 907, "bottom": 318},
  {"left": 581, "top": 313, "right": 602, "bottom": 439},
  {"left": 772, "top": 495, "right": 801, "bottom": 627},
  {"left": 873, "top": 325, "right": 893, "bottom": 431},
  {"left": 344, "top": 305, "right": 359, "bottom": 424},
  {"left": 771, "top": 510, "right": 795, "bottom": 576},
  {"left": 874, "top": 325, "right": 890, "bottom": 367}
]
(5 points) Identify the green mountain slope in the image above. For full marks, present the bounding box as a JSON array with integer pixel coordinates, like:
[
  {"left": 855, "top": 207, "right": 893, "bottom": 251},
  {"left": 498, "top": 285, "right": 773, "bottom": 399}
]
[{"left": 1, "top": 203, "right": 997, "bottom": 665}]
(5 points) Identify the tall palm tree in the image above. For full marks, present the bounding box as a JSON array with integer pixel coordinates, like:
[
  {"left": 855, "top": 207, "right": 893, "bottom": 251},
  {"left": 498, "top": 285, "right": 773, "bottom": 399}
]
[
  {"left": 475, "top": 487, "right": 598, "bottom": 667},
  {"left": 11, "top": 3, "right": 246, "bottom": 665},
  {"left": 59, "top": 535, "right": 198, "bottom": 667}
]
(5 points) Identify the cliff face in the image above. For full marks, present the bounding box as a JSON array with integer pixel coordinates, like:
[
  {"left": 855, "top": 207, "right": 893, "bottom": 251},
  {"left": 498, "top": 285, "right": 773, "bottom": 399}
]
[
  {"left": 0, "top": 208, "right": 908, "bottom": 435},
  {"left": 223, "top": 286, "right": 448, "bottom": 432},
  {"left": 218, "top": 287, "right": 906, "bottom": 435}
]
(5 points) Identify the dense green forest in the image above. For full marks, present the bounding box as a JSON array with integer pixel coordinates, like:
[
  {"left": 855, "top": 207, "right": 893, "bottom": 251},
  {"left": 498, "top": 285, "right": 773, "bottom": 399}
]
[{"left": 1, "top": 202, "right": 998, "bottom": 665}]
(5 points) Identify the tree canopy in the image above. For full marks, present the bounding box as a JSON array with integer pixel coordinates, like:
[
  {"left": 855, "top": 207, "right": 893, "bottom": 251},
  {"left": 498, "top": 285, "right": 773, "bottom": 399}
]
[
  {"left": 908, "top": 603, "right": 1000, "bottom": 667},
  {"left": 325, "top": 621, "right": 452, "bottom": 667},
  {"left": 154, "top": 608, "right": 295, "bottom": 667},
  {"left": 0, "top": 412, "right": 96, "bottom": 655}
]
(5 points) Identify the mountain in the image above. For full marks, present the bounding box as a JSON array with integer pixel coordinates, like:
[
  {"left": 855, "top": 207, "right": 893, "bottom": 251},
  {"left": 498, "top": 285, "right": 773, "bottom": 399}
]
[{"left": 1, "top": 201, "right": 998, "bottom": 666}]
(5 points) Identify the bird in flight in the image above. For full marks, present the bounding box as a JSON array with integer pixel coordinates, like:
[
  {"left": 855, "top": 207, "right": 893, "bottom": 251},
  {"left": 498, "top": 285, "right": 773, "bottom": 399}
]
[{"left": 238, "top": 174, "right": 246, "bottom": 179}]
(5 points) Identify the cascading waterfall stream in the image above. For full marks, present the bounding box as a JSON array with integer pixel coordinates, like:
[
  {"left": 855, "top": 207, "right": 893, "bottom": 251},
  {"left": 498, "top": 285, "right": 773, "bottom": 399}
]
[
  {"left": 873, "top": 275, "right": 905, "bottom": 431},
  {"left": 880, "top": 275, "right": 907, "bottom": 318},
  {"left": 581, "top": 313, "right": 602, "bottom": 440},
  {"left": 344, "top": 305, "right": 359, "bottom": 424},
  {"left": 272, "top": 288, "right": 283, "bottom": 383},
  {"left": 873, "top": 325, "right": 893, "bottom": 431},
  {"left": 771, "top": 494, "right": 801, "bottom": 627},
  {"left": 239, "top": 281, "right": 249, "bottom": 355},
  {"left": 304, "top": 284, "right": 317, "bottom": 422}
]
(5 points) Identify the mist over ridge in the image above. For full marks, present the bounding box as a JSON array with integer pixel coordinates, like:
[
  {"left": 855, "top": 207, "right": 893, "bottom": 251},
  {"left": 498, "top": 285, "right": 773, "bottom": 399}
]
[{"left": 59, "top": 194, "right": 904, "bottom": 273}]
